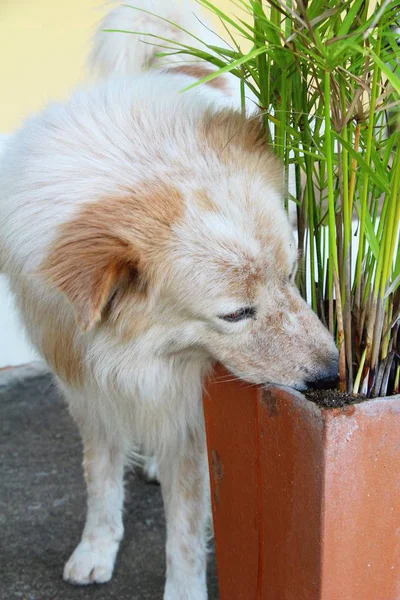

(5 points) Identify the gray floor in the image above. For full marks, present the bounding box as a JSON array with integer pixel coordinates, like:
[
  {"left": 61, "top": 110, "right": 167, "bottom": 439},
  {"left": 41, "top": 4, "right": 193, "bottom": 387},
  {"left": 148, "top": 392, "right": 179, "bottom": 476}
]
[{"left": 0, "top": 371, "right": 219, "bottom": 600}]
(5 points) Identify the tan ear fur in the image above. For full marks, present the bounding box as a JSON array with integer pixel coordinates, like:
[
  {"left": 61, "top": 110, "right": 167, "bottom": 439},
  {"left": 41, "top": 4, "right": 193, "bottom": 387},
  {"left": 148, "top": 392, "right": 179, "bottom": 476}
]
[
  {"left": 39, "top": 183, "right": 184, "bottom": 331},
  {"left": 40, "top": 210, "right": 139, "bottom": 332}
]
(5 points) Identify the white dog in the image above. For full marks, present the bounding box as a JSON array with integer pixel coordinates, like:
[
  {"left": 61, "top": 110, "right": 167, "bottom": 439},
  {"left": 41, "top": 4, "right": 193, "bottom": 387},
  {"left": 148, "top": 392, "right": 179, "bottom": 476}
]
[{"left": 0, "top": 2, "right": 338, "bottom": 598}]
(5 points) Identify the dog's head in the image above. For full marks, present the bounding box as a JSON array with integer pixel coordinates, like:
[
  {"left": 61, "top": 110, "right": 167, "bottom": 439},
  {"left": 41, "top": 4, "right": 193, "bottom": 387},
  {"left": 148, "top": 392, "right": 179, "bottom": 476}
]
[{"left": 40, "top": 109, "right": 338, "bottom": 391}]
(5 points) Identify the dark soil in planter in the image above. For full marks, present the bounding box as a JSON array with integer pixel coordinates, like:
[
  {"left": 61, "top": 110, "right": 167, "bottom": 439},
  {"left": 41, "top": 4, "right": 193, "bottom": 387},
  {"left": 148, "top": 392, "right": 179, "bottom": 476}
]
[{"left": 305, "top": 388, "right": 367, "bottom": 408}]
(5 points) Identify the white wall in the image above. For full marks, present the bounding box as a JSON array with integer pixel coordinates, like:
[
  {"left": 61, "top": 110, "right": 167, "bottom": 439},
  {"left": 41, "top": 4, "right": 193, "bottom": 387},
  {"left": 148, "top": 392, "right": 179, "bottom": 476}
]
[
  {"left": 0, "top": 275, "right": 39, "bottom": 367},
  {"left": 0, "top": 135, "right": 39, "bottom": 367}
]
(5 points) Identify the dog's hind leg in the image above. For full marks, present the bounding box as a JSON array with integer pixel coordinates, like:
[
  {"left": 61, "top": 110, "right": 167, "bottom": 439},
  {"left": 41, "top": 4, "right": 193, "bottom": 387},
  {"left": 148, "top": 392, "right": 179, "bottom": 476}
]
[
  {"left": 63, "top": 424, "right": 125, "bottom": 585},
  {"left": 159, "top": 428, "right": 209, "bottom": 600}
]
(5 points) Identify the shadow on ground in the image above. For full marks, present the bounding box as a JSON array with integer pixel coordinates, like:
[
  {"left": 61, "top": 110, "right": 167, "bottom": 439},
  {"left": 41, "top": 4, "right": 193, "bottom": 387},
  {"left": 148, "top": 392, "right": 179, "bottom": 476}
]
[{"left": 0, "top": 373, "right": 219, "bottom": 600}]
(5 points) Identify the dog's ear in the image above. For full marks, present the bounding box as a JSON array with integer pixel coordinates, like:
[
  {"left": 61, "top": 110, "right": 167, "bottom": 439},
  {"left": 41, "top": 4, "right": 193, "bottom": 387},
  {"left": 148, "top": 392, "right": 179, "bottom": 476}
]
[
  {"left": 39, "top": 210, "right": 141, "bottom": 332},
  {"left": 201, "top": 109, "right": 284, "bottom": 196},
  {"left": 39, "top": 184, "right": 184, "bottom": 331}
]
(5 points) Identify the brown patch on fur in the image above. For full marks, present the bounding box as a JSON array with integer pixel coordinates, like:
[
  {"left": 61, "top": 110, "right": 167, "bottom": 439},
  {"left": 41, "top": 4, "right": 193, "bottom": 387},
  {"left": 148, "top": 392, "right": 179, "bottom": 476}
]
[
  {"left": 166, "top": 64, "right": 232, "bottom": 94},
  {"left": 103, "top": 277, "right": 151, "bottom": 344},
  {"left": 274, "top": 238, "right": 289, "bottom": 272},
  {"left": 42, "top": 319, "right": 85, "bottom": 385},
  {"left": 253, "top": 219, "right": 293, "bottom": 282},
  {"left": 201, "top": 110, "right": 265, "bottom": 153},
  {"left": 40, "top": 222, "right": 140, "bottom": 332},
  {"left": 286, "top": 287, "right": 304, "bottom": 314},
  {"left": 218, "top": 254, "right": 266, "bottom": 300},
  {"left": 39, "top": 182, "right": 184, "bottom": 331},
  {"left": 195, "top": 189, "right": 218, "bottom": 213},
  {"left": 261, "top": 231, "right": 290, "bottom": 274},
  {"left": 200, "top": 110, "right": 284, "bottom": 195},
  {"left": 16, "top": 280, "right": 85, "bottom": 386}
]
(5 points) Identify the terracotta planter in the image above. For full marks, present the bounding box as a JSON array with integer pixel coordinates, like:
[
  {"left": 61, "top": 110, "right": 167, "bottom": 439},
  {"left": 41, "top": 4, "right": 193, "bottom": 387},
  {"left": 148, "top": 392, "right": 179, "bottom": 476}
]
[{"left": 204, "top": 366, "right": 400, "bottom": 600}]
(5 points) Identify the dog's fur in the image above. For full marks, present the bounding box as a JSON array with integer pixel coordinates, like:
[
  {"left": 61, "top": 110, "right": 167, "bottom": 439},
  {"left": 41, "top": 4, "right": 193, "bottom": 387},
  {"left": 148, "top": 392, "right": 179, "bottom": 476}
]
[{"left": 0, "top": 2, "right": 338, "bottom": 598}]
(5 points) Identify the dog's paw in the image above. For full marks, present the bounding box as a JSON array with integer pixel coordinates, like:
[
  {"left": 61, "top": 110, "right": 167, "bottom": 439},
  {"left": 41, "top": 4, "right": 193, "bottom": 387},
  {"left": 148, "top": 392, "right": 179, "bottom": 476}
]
[{"left": 63, "top": 538, "right": 119, "bottom": 585}]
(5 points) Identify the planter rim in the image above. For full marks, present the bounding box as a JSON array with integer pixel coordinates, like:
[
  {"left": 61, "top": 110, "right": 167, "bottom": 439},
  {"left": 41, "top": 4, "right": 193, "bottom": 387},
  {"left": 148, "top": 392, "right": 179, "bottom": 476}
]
[
  {"left": 210, "top": 373, "right": 400, "bottom": 415},
  {"left": 266, "top": 384, "right": 400, "bottom": 416}
]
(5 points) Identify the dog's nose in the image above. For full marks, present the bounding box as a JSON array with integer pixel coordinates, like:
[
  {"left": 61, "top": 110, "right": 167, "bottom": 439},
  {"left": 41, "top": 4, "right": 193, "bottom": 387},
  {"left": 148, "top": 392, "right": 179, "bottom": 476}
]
[
  {"left": 305, "top": 373, "right": 339, "bottom": 390},
  {"left": 305, "top": 361, "right": 339, "bottom": 391}
]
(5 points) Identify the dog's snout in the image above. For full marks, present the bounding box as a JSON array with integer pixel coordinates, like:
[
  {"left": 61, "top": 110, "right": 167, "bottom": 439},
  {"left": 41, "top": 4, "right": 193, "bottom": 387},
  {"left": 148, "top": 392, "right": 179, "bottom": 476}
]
[
  {"left": 305, "top": 361, "right": 339, "bottom": 391},
  {"left": 306, "top": 373, "right": 339, "bottom": 391}
]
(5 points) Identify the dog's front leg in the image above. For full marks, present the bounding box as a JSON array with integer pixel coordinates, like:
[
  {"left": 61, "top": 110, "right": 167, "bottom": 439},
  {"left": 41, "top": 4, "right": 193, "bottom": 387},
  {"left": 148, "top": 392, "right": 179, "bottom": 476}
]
[
  {"left": 159, "top": 429, "right": 209, "bottom": 600},
  {"left": 63, "top": 433, "right": 125, "bottom": 585}
]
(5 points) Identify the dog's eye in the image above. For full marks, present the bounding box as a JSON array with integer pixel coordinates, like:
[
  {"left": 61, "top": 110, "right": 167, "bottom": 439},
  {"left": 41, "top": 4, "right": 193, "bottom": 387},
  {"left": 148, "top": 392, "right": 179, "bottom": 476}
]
[{"left": 220, "top": 307, "right": 256, "bottom": 323}]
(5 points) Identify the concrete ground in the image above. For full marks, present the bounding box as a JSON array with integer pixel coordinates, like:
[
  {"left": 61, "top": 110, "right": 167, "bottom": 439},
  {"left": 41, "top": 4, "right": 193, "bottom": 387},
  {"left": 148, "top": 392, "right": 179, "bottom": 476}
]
[{"left": 0, "top": 368, "right": 219, "bottom": 600}]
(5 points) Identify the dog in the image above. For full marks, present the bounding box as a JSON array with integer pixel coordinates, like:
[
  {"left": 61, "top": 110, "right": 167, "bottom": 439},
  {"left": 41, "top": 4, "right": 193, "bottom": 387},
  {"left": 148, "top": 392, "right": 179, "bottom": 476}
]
[{"left": 0, "top": 1, "right": 339, "bottom": 598}]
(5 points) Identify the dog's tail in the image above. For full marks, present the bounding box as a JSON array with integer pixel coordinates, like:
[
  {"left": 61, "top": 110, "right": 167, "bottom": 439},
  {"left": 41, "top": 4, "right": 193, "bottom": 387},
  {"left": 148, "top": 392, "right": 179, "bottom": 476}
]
[{"left": 90, "top": 0, "right": 218, "bottom": 78}]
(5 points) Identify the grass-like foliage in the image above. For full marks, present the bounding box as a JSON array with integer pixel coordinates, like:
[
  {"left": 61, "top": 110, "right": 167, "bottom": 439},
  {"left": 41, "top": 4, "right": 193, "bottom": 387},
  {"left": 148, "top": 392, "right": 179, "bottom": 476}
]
[{"left": 113, "top": 1, "right": 399, "bottom": 396}]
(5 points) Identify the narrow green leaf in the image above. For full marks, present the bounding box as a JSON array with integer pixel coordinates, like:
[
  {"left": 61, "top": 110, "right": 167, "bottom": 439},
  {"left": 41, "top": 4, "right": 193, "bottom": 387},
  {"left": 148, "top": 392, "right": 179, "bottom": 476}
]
[
  {"left": 335, "top": 133, "right": 390, "bottom": 194},
  {"left": 355, "top": 201, "right": 380, "bottom": 260},
  {"left": 337, "top": 0, "right": 365, "bottom": 37},
  {"left": 180, "top": 46, "right": 270, "bottom": 92}
]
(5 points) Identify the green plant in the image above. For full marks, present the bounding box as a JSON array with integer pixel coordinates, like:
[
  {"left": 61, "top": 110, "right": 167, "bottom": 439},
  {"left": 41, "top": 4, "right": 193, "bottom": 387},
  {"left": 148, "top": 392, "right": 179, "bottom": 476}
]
[{"left": 114, "top": 1, "right": 399, "bottom": 396}]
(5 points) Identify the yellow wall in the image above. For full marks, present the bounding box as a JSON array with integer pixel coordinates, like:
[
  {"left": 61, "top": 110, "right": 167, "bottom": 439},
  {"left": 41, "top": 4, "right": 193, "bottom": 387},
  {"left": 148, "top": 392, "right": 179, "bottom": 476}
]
[
  {"left": 0, "top": 1, "right": 233, "bottom": 133},
  {"left": 1, "top": 1, "right": 103, "bottom": 132}
]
